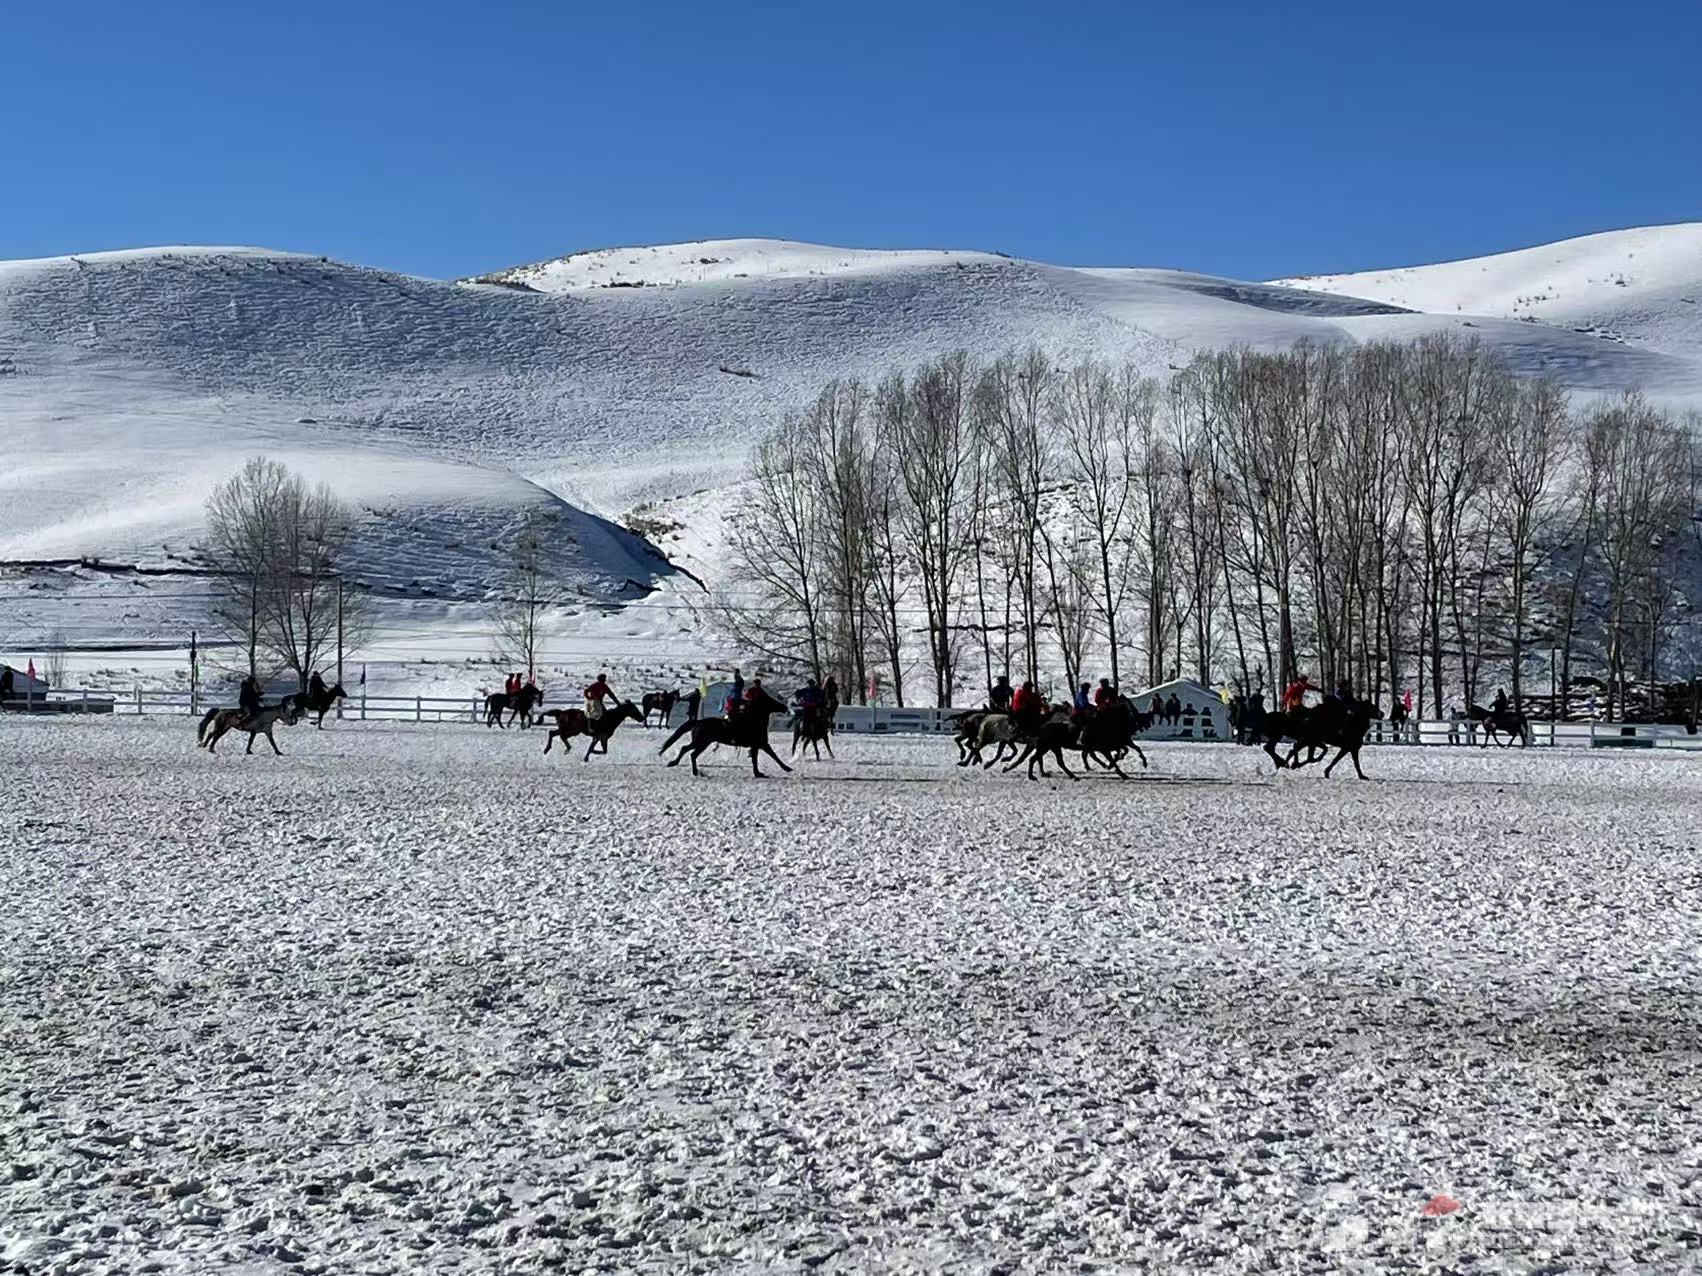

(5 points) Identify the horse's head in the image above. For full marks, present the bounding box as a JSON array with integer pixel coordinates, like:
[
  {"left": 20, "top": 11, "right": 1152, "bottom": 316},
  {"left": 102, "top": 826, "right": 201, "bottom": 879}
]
[
  {"left": 618, "top": 699, "right": 643, "bottom": 721},
  {"left": 330, "top": 683, "right": 347, "bottom": 701}
]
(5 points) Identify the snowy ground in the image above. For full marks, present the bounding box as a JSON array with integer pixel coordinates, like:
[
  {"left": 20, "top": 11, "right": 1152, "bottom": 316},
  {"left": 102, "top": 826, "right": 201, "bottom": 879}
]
[{"left": 4, "top": 718, "right": 1701, "bottom": 1273}]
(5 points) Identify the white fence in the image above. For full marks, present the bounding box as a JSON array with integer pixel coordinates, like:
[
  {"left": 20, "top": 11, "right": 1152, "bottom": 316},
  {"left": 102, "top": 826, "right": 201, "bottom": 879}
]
[{"left": 5, "top": 687, "right": 1701, "bottom": 749}]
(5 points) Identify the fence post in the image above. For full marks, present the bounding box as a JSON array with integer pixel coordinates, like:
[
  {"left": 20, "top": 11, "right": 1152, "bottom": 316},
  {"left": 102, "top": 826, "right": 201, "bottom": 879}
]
[
  {"left": 81, "top": 688, "right": 88, "bottom": 715},
  {"left": 415, "top": 696, "right": 422, "bottom": 723},
  {"left": 135, "top": 687, "right": 143, "bottom": 716}
]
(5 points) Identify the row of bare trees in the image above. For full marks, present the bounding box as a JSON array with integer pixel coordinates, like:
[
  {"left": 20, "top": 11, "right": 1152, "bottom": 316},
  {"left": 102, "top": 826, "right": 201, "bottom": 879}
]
[
  {"left": 202, "top": 457, "right": 369, "bottom": 688},
  {"left": 722, "top": 335, "right": 1699, "bottom": 717}
]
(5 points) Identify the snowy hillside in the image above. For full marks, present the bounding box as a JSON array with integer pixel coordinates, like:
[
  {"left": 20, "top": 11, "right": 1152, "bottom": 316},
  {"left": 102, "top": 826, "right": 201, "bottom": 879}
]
[
  {"left": 4, "top": 227, "right": 1701, "bottom": 678},
  {"left": 1270, "top": 223, "right": 1702, "bottom": 357}
]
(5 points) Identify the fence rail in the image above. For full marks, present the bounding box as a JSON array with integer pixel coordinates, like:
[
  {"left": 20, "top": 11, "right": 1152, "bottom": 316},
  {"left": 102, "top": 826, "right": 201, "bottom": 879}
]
[{"left": 4, "top": 687, "right": 1700, "bottom": 749}]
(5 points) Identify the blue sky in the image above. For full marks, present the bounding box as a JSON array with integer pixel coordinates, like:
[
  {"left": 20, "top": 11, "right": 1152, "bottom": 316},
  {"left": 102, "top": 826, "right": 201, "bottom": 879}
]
[{"left": 6, "top": 1, "right": 1698, "bottom": 280}]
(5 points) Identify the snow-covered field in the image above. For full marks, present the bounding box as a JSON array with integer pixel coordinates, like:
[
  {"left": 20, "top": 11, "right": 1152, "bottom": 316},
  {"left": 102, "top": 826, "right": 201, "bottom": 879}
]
[{"left": 5, "top": 717, "right": 1702, "bottom": 1273}]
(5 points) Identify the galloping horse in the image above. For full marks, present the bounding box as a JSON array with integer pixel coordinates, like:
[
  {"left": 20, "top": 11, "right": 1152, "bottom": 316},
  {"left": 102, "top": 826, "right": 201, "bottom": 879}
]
[
  {"left": 542, "top": 700, "right": 644, "bottom": 761},
  {"left": 640, "top": 690, "right": 680, "bottom": 727},
  {"left": 658, "top": 688, "right": 793, "bottom": 777},
  {"left": 1260, "top": 698, "right": 1382, "bottom": 779},
  {"left": 284, "top": 681, "right": 347, "bottom": 728},
  {"left": 1005, "top": 704, "right": 1149, "bottom": 781},
  {"left": 791, "top": 705, "right": 835, "bottom": 760},
  {"left": 485, "top": 683, "right": 543, "bottom": 729},
  {"left": 197, "top": 699, "right": 303, "bottom": 755},
  {"left": 1467, "top": 703, "right": 1532, "bottom": 748}
]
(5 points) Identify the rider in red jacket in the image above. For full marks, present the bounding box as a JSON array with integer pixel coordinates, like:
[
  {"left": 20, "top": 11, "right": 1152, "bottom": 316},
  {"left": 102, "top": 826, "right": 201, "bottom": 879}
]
[{"left": 1282, "top": 675, "right": 1317, "bottom": 712}]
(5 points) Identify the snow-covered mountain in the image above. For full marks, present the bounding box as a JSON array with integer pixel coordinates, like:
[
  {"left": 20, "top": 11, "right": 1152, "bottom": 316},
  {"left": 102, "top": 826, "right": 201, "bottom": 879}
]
[
  {"left": 3, "top": 225, "right": 1700, "bottom": 673},
  {"left": 1269, "top": 223, "right": 1702, "bottom": 357}
]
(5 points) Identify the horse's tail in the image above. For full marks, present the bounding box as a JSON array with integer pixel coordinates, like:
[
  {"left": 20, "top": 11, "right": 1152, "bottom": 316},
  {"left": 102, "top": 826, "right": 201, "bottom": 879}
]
[
  {"left": 658, "top": 720, "right": 694, "bottom": 754},
  {"left": 197, "top": 707, "right": 218, "bottom": 744}
]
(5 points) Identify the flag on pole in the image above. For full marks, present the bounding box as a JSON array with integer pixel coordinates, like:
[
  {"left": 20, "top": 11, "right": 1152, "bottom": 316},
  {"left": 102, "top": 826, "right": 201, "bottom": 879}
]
[
  {"left": 26, "top": 659, "right": 35, "bottom": 680},
  {"left": 360, "top": 664, "right": 367, "bottom": 687}
]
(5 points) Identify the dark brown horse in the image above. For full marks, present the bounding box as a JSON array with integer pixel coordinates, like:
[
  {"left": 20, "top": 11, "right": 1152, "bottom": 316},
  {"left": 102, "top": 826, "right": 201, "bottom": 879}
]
[
  {"left": 485, "top": 684, "right": 543, "bottom": 728},
  {"left": 658, "top": 688, "right": 792, "bottom": 777},
  {"left": 1004, "top": 705, "right": 1149, "bottom": 781},
  {"left": 284, "top": 681, "right": 347, "bottom": 728},
  {"left": 790, "top": 706, "right": 835, "bottom": 760},
  {"left": 1467, "top": 702, "right": 1532, "bottom": 748},
  {"left": 1261, "top": 699, "right": 1382, "bottom": 779},
  {"left": 640, "top": 689, "right": 681, "bottom": 727},
  {"left": 542, "top": 700, "right": 643, "bottom": 760}
]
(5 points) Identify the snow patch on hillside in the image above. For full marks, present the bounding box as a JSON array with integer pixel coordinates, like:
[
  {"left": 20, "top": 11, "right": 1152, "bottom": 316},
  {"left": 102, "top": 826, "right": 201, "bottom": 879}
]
[{"left": 1271, "top": 223, "right": 1702, "bottom": 356}]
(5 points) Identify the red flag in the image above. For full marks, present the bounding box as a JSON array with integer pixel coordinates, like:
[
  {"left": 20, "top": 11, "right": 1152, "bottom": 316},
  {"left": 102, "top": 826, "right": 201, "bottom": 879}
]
[
  {"left": 1421, "top": 1194, "right": 1462, "bottom": 1217},
  {"left": 26, "top": 659, "right": 35, "bottom": 681}
]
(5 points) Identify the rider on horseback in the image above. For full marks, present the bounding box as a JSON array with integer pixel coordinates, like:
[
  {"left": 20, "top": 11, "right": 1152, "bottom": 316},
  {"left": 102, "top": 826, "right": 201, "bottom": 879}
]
[
  {"left": 308, "top": 669, "right": 327, "bottom": 701},
  {"left": 1093, "top": 678, "right": 1117, "bottom": 711},
  {"left": 1282, "top": 674, "right": 1318, "bottom": 712},
  {"left": 1493, "top": 687, "right": 1510, "bottom": 716},
  {"left": 794, "top": 677, "right": 824, "bottom": 732},
  {"left": 990, "top": 675, "right": 1014, "bottom": 711},
  {"left": 584, "top": 672, "right": 616, "bottom": 722},
  {"left": 1010, "top": 681, "right": 1046, "bottom": 735},
  {"left": 238, "top": 673, "right": 262, "bottom": 723}
]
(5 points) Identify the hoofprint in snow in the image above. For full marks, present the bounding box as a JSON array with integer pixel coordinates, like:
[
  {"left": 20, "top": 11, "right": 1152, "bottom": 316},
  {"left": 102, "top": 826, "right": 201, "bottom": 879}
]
[
  {"left": 4, "top": 716, "right": 1701, "bottom": 1272},
  {"left": 4, "top": 226, "right": 1702, "bottom": 679}
]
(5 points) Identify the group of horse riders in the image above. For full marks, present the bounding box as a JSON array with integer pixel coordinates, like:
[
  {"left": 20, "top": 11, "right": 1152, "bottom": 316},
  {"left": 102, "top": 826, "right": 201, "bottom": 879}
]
[{"left": 233, "top": 668, "right": 333, "bottom": 724}]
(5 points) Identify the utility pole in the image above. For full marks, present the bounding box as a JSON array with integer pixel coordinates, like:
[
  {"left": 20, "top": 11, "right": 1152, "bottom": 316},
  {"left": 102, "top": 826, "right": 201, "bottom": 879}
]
[
  {"left": 336, "top": 577, "right": 345, "bottom": 721},
  {"left": 190, "top": 629, "right": 199, "bottom": 715},
  {"left": 336, "top": 577, "right": 345, "bottom": 687}
]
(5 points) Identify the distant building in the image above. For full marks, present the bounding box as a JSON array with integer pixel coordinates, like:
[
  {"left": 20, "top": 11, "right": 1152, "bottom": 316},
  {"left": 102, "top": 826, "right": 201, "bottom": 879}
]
[{"left": 0, "top": 663, "right": 51, "bottom": 702}]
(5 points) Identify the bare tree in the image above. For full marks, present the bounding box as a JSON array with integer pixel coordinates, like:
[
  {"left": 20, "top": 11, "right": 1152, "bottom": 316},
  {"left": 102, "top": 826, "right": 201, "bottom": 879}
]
[
  {"left": 720, "top": 412, "right": 829, "bottom": 676},
  {"left": 490, "top": 508, "right": 560, "bottom": 677},
  {"left": 889, "top": 352, "right": 977, "bottom": 706},
  {"left": 1489, "top": 377, "right": 1572, "bottom": 708},
  {"left": 204, "top": 456, "right": 368, "bottom": 685},
  {"left": 804, "top": 380, "right": 875, "bottom": 699},
  {"left": 1584, "top": 392, "right": 1689, "bottom": 718},
  {"left": 980, "top": 351, "right": 1053, "bottom": 687},
  {"left": 266, "top": 476, "right": 369, "bottom": 689},
  {"left": 205, "top": 456, "right": 291, "bottom": 676},
  {"left": 1056, "top": 359, "right": 1152, "bottom": 690}
]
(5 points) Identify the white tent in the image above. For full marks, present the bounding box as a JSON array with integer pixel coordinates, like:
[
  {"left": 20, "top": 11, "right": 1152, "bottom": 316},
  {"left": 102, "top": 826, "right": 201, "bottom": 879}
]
[{"left": 1132, "top": 677, "right": 1232, "bottom": 742}]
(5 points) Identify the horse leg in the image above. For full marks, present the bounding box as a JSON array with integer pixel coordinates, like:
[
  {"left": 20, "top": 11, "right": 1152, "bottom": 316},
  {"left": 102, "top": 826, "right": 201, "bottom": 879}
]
[
  {"left": 245, "top": 730, "right": 255, "bottom": 755},
  {"left": 1129, "top": 743, "right": 1148, "bottom": 770},
  {"left": 544, "top": 730, "right": 555, "bottom": 755},
  {"left": 1351, "top": 746, "right": 1367, "bottom": 780},
  {"left": 1264, "top": 739, "right": 1284, "bottom": 772},
  {"left": 1324, "top": 747, "right": 1345, "bottom": 778},
  {"left": 759, "top": 741, "right": 792, "bottom": 773},
  {"left": 266, "top": 726, "right": 282, "bottom": 756},
  {"left": 1053, "top": 748, "right": 1079, "bottom": 781},
  {"left": 823, "top": 734, "right": 833, "bottom": 758}
]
